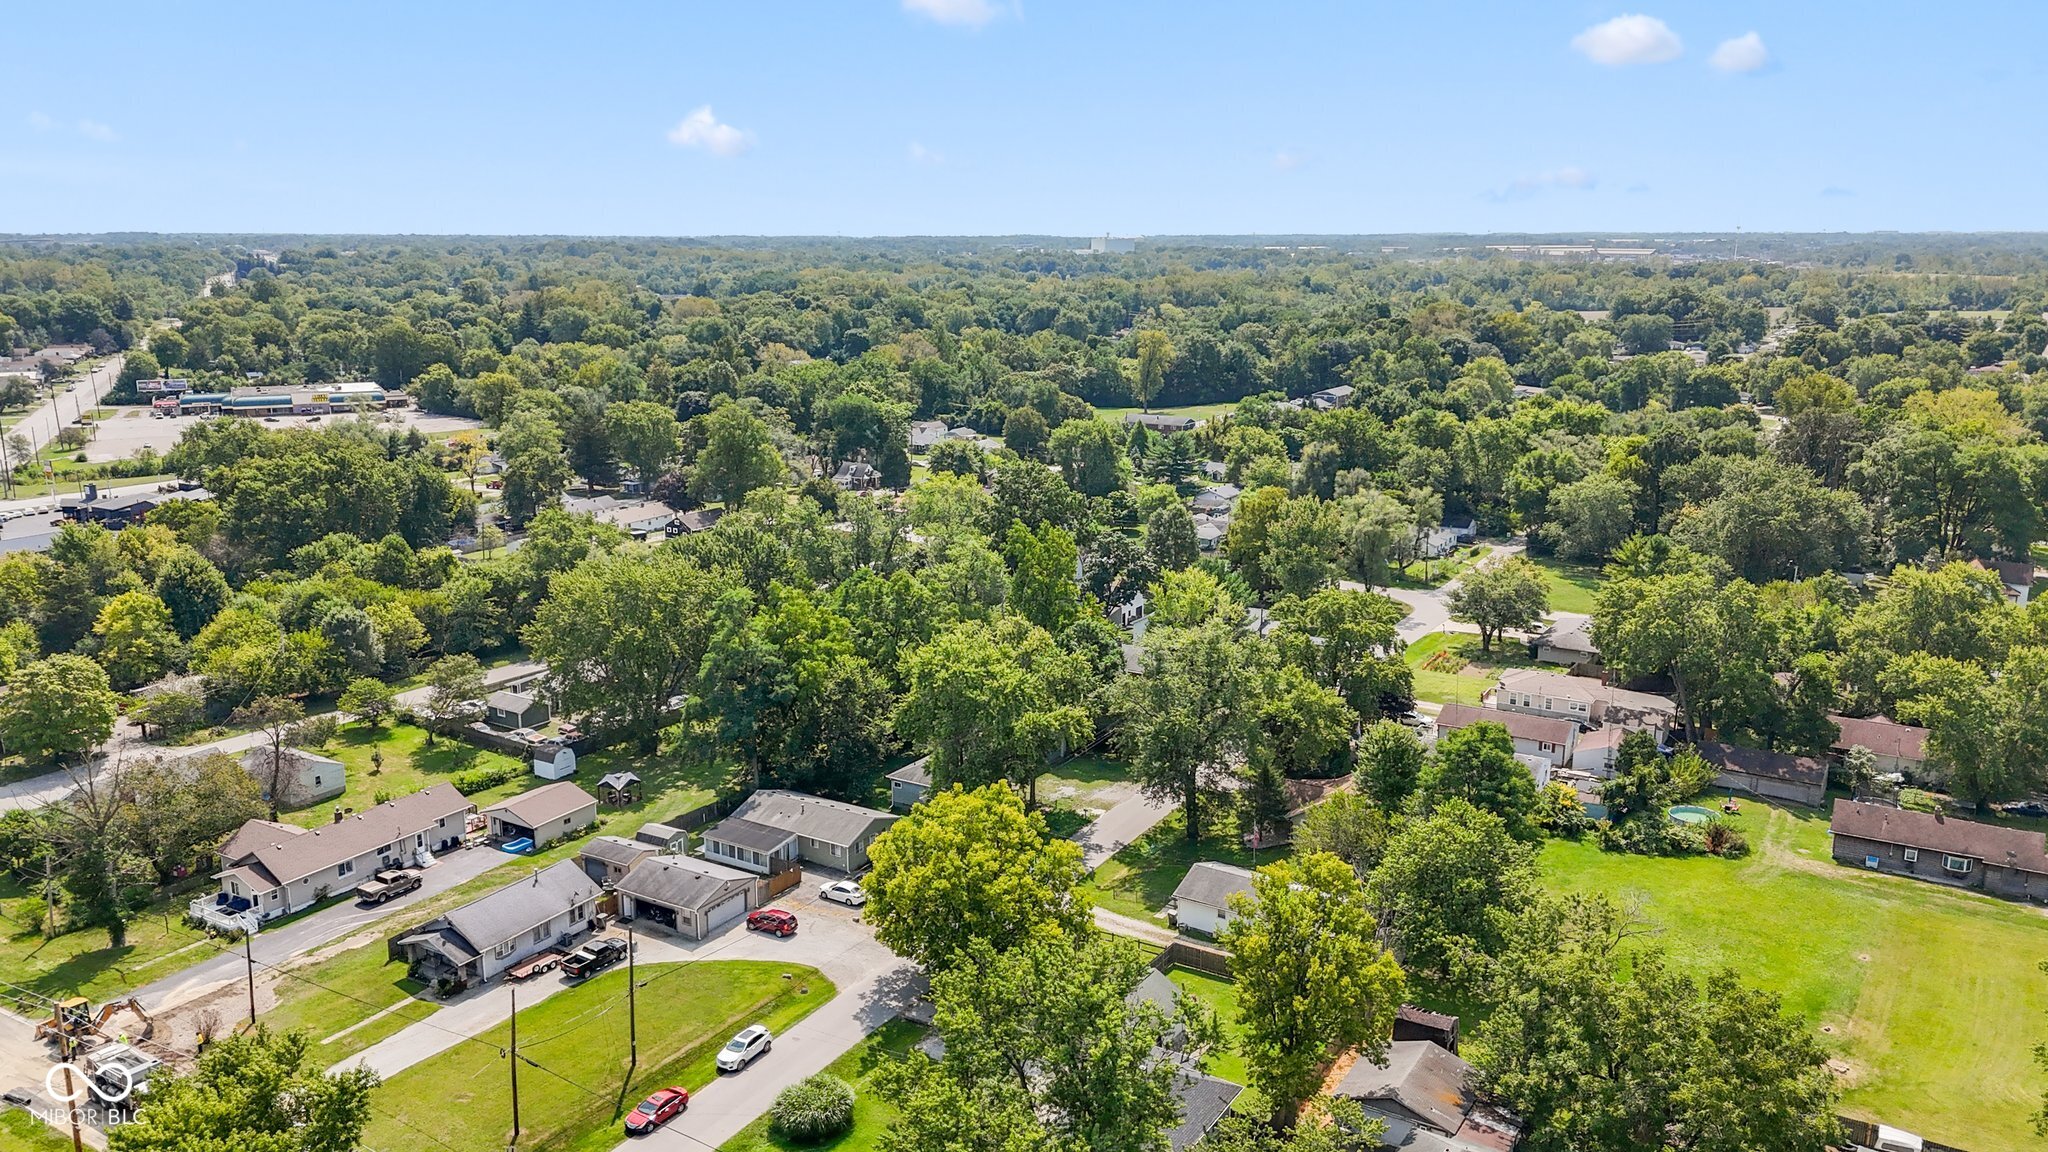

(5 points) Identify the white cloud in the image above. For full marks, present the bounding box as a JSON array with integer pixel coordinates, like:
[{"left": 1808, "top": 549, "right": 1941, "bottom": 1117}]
[
  {"left": 76, "top": 119, "right": 117, "bottom": 142},
  {"left": 1271, "top": 149, "right": 1306, "bottom": 172},
  {"left": 1571, "top": 14, "right": 1682, "bottom": 66},
  {"left": 1709, "top": 31, "right": 1769, "bottom": 73},
  {"left": 26, "top": 111, "right": 53, "bottom": 131},
  {"left": 902, "top": 0, "right": 998, "bottom": 27},
  {"left": 908, "top": 141, "right": 944, "bottom": 166},
  {"left": 1491, "top": 166, "right": 1596, "bottom": 201},
  {"left": 666, "top": 106, "right": 751, "bottom": 157}
]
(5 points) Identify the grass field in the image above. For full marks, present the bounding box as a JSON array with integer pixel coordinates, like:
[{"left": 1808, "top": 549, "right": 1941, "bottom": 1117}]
[
  {"left": 719, "top": 1018, "right": 930, "bottom": 1152},
  {"left": 365, "top": 960, "right": 834, "bottom": 1152},
  {"left": 0, "top": 1108, "right": 73, "bottom": 1152},
  {"left": 1540, "top": 801, "right": 2048, "bottom": 1149},
  {"left": 1526, "top": 556, "right": 1603, "bottom": 614},
  {"left": 0, "top": 878, "right": 216, "bottom": 1008},
  {"left": 1092, "top": 402, "right": 1239, "bottom": 424},
  {"left": 1082, "top": 810, "right": 1291, "bottom": 924},
  {"left": 1166, "top": 968, "right": 1249, "bottom": 1087},
  {"left": 292, "top": 722, "right": 529, "bottom": 827},
  {"left": 1403, "top": 632, "right": 1492, "bottom": 705},
  {"left": 1034, "top": 756, "right": 1134, "bottom": 838}
]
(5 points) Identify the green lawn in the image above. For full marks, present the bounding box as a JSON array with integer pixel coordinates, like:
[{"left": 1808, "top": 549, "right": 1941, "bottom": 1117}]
[
  {"left": 1384, "top": 544, "right": 1493, "bottom": 591},
  {"left": 261, "top": 929, "right": 440, "bottom": 1063},
  {"left": 0, "top": 1108, "right": 74, "bottom": 1152},
  {"left": 719, "top": 1018, "right": 930, "bottom": 1152},
  {"left": 1166, "top": 968, "right": 1248, "bottom": 1088},
  {"left": 1035, "top": 757, "right": 1133, "bottom": 839},
  {"left": 1527, "top": 556, "right": 1603, "bottom": 614},
  {"left": 1091, "top": 402, "right": 1238, "bottom": 423},
  {"left": 0, "top": 877, "right": 217, "bottom": 1009},
  {"left": 1082, "top": 811, "right": 1292, "bottom": 924},
  {"left": 364, "top": 961, "right": 835, "bottom": 1152},
  {"left": 1403, "top": 632, "right": 1492, "bottom": 706},
  {"left": 1540, "top": 802, "right": 2048, "bottom": 1150}
]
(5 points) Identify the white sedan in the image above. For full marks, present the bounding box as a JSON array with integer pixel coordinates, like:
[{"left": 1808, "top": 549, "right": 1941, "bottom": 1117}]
[
  {"left": 819, "top": 880, "right": 867, "bottom": 907},
  {"left": 716, "top": 1024, "right": 773, "bottom": 1072}
]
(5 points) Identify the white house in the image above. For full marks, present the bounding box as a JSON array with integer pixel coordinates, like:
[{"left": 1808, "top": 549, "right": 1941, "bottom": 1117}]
[
  {"left": 392, "top": 860, "right": 599, "bottom": 985},
  {"left": 1167, "top": 861, "right": 1257, "bottom": 937},
  {"left": 480, "top": 781, "right": 599, "bottom": 849},
  {"left": 208, "top": 784, "right": 473, "bottom": 921},
  {"left": 1433, "top": 703, "right": 1577, "bottom": 774},
  {"left": 239, "top": 746, "right": 347, "bottom": 808}
]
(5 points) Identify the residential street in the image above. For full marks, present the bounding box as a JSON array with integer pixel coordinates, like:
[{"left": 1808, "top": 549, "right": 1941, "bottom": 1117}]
[
  {"left": 1348, "top": 541, "right": 1526, "bottom": 643},
  {"left": 129, "top": 842, "right": 510, "bottom": 1011}
]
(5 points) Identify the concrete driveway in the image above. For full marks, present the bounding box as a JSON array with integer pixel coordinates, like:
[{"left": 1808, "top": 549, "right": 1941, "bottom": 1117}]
[{"left": 1074, "top": 792, "right": 1176, "bottom": 872}]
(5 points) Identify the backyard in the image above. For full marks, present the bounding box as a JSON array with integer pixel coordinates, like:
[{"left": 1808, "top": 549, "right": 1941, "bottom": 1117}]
[
  {"left": 1033, "top": 756, "right": 1134, "bottom": 839},
  {"left": 1403, "top": 631, "right": 1540, "bottom": 706},
  {"left": 1540, "top": 801, "right": 2048, "bottom": 1150},
  {"left": 1526, "top": 555, "right": 1603, "bottom": 614},
  {"left": 1081, "top": 810, "right": 1292, "bottom": 925},
  {"left": 0, "top": 1108, "right": 73, "bottom": 1151},
  {"left": 719, "top": 1018, "right": 930, "bottom": 1152},
  {"left": 363, "top": 960, "right": 834, "bottom": 1152},
  {"left": 1166, "top": 967, "right": 1248, "bottom": 1088}
]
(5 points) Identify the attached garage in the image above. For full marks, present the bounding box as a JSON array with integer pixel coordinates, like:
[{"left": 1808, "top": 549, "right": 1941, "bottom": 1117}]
[{"left": 616, "top": 856, "right": 760, "bottom": 941}]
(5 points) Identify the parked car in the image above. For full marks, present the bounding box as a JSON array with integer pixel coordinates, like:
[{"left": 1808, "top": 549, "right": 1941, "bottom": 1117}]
[
  {"left": 818, "top": 880, "right": 866, "bottom": 907},
  {"left": 562, "top": 936, "right": 628, "bottom": 978},
  {"left": 355, "top": 869, "right": 421, "bottom": 906},
  {"left": 715, "top": 1025, "right": 772, "bottom": 1072},
  {"left": 746, "top": 908, "right": 798, "bottom": 937},
  {"left": 623, "top": 1086, "right": 688, "bottom": 1134},
  {"left": 2000, "top": 800, "right": 2048, "bottom": 818}
]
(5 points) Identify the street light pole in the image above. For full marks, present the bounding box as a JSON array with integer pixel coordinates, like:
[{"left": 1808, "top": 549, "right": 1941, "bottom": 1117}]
[
  {"left": 508, "top": 986, "right": 522, "bottom": 1148},
  {"left": 626, "top": 923, "right": 637, "bottom": 1073}
]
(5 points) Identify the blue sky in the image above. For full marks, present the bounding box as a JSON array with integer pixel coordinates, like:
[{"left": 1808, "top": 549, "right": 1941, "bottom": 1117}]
[{"left": 6, "top": 1, "right": 2043, "bottom": 236}]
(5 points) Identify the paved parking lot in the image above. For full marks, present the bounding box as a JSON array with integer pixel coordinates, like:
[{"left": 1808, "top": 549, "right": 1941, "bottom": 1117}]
[{"left": 71, "top": 406, "right": 484, "bottom": 464}]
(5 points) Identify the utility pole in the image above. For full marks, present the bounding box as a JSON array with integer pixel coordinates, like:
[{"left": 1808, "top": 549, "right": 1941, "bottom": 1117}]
[
  {"left": 57, "top": 1027, "right": 83, "bottom": 1152},
  {"left": 626, "top": 923, "right": 637, "bottom": 1073},
  {"left": 244, "top": 931, "right": 258, "bottom": 1028},
  {"left": 508, "top": 986, "right": 521, "bottom": 1149}
]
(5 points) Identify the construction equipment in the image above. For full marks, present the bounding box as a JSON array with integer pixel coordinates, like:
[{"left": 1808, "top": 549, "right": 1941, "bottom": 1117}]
[{"left": 33, "top": 996, "right": 153, "bottom": 1044}]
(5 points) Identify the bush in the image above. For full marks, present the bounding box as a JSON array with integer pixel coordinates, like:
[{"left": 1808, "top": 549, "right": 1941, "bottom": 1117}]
[
  {"left": 1700, "top": 818, "right": 1749, "bottom": 858},
  {"left": 451, "top": 762, "right": 521, "bottom": 794},
  {"left": 770, "top": 1073, "right": 855, "bottom": 1143},
  {"left": 289, "top": 714, "right": 340, "bottom": 749}
]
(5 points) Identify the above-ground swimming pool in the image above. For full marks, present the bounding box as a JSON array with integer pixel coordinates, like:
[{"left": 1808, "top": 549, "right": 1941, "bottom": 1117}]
[{"left": 1667, "top": 805, "right": 1714, "bottom": 825}]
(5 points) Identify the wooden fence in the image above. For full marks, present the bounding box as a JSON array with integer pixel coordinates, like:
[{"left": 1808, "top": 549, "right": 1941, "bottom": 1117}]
[
  {"left": 1837, "top": 1117, "right": 1967, "bottom": 1152},
  {"left": 1148, "top": 938, "right": 1232, "bottom": 978}
]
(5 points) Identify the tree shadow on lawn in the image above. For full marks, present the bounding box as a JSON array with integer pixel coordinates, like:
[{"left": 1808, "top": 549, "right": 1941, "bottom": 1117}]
[{"left": 1093, "top": 809, "right": 1293, "bottom": 918}]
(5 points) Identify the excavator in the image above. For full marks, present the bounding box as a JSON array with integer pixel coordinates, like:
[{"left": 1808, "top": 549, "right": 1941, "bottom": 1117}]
[{"left": 33, "top": 996, "right": 154, "bottom": 1045}]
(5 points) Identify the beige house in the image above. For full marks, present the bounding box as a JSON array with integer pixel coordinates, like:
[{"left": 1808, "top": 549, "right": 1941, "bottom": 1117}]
[
  {"left": 480, "top": 781, "right": 599, "bottom": 849},
  {"left": 1829, "top": 714, "right": 1930, "bottom": 776},
  {"left": 1433, "top": 703, "right": 1577, "bottom": 772},
  {"left": 1489, "top": 668, "right": 1676, "bottom": 737},
  {"left": 211, "top": 783, "right": 473, "bottom": 921}
]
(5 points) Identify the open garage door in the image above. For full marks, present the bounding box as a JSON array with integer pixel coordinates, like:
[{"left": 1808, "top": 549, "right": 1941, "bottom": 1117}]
[{"left": 705, "top": 889, "right": 749, "bottom": 934}]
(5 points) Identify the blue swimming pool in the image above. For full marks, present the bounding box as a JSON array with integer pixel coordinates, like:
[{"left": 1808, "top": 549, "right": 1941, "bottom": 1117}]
[{"left": 1667, "top": 805, "right": 1713, "bottom": 825}]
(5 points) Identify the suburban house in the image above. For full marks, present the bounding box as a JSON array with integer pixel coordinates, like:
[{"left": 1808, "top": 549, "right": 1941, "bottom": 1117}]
[
  {"left": 1978, "top": 558, "right": 2038, "bottom": 606},
  {"left": 1307, "top": 384, "right": 1355, "bottom": 410},
  {"left": 1532, "top": 613, "right": 1601, "bottom": 670},
  {"left": 1829, "top": 714, "right": 1930, "bottom": 776},
  {"left": 1433, "top": 703, "right": 1578, "bottom": 773},
  {"left": 1166, "top": 1072, "right": 1244, "bottom": 1152},
  {"left": 887, "top": 758, "right": 933, "bottom": 811},
  {"left": 479, "top": 781, "right": 600, "bottom": 849},
  {"left": 1830, "top": 798, "right": 2048, "bottom": 902},
  {"left": 1488, "top": 668, "right": 1676, "bottom": 738},
  {"left": 484, "top": 689, "right": 551, "bottom": 731},
  {"left": 239, "top": 746, "right": 347, "bottom": 808},
  {"left": 577, "top": 834, "right": 657, "bottom": 885},
  {"left": 1191, "top": 484, "right": 1241, "bottom": 515},
  {"left": 1334, "top": 1040, "right": 1523, "bottom": 1152},
  {"left": 1697, "top": 741, "right": 1828, "bottom": 807},
  {"left": 908, "top": 419, "right": 953, "bottom": 450},
  {"left": 209, "top": 783, "right": 474, "bottom": 921},
  {"left": 1200, "top": 460, "right": 1228, "bottom": 481},
  {"left": 1194, "top": 519, "right": 1226, "bottom": 551},
  {"left": 616, "top": 854, "right": 761, "bottom": 939},
  {"left": 1110, "top": 590, "right": 1150, "bottom": 638},
  {"left": 1123, "top": 412, "right": 1197, "bottom": 433},
  {"left": 700, "top": 790, "right": 899, "bottom": 875},
  {"left": 391, "top": 860, "right": 599, "bottom": 986},
  {"left": 1167, "top": 861, "right": 1257, "bottom": 937},
  {"left": 1568, "top": 725, "right": 1630, "bottom": 777},
  {"left": 668, "top": 507, "right": 724, "bottom": 536},
  {"left": 832, "top": 460, "right": 882, "bottom": 491},
  {"left": 559, "top": 493, "right": 678, "bottom": 537}
]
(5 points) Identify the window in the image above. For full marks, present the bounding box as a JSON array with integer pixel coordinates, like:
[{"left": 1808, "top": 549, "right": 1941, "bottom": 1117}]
[
  {"left": 313, "top": 775, "right": 323, "bottom": 788},
  {"left": 533, "top": 924, "right": 549, "bottom": 944},
  {"left": 337, "top": 860, "right": 355, "bottom": 877},
  {"left": 1903, "top": 847, "right": 1919, "bottom": 863},
  {"left": 494, "top": 939, "right": 516, "bottom": 958},
  {"left": 1944, "top": 854, "right": 1974, "bottom": 874}
]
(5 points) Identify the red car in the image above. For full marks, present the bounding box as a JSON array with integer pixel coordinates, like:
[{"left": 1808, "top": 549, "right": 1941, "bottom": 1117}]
[
  {"left": 624, "top": 1087, "right": 688, "bottom": 1134},
  {"left": 746, "top": 908, "right": 798, "bottom": 936}
]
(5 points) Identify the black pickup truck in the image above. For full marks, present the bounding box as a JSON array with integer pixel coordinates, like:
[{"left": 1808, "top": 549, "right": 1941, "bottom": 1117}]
[
  {"left": 562, "top": 937, "right": 628, "bottom": 978},
  {"left": 356, "top": 869, "right": 422, "bottom": 906}
]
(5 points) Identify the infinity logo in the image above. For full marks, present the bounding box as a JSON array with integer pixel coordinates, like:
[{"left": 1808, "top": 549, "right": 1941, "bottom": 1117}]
[{"left": 43, "top": 1063, "right": 134, "bottom": 1104}]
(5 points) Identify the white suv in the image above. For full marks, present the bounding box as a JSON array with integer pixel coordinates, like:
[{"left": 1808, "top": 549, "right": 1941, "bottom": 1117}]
[{"left": 716, "top": 1024, "right": 773, "bottom": 1072}]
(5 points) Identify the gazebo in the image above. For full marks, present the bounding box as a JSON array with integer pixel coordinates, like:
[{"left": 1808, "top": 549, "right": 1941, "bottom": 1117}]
[{"left": 597, "top": 771, "right": 643, "bottom": 806}]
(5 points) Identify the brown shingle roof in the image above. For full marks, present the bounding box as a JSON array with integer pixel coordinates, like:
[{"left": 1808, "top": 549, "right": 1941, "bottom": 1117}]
[
  {"left": 1830, "top": 798, "right": 2048, "bottom": 875},
  {"left": 1698, "top": 741, "right": 1826, "bottom": 787},
  {"left": 480, "top": 781, "right": 598, "bottom": 830},
  {"left": 1828, "top": 714, "right": 1929, "bottom": 763},
  {"left": 1435, "top": 704, "right": 1576, "bottom": 748},
  {"left": 220, "top": 784, "right": 472, "bottom": 890}
]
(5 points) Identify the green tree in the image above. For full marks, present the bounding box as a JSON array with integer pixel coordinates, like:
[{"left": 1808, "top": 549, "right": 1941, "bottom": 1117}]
[
  {"left": 337, "top": 677, "right": 396, "bottom": 726},
  {"left": 526, "top": 551, "right": 723, "bottom": 748},
  {"left": 1002, "top": 406, "right": 1049, "bottom": 460},
  {"left": 1420, "top": 721, "right": 1537, "bottom": 835},
  {"left": 603, "top": 399, "right": 683, "bottom": 483},
  {"left": 1543, "top": 473, "right": 1640, "bottom": 563},
  {"left": 691, "top": 402, "right": 787, "bottom": 504},
  {"left": 881, "top": 934, "right": 1205, "bottom": 1152},
  {"left": 105, "top": 1027, "right": 378, "bottom": 1152},
  {"left": 1471, "top": 895, "right": 1842, "bottom": 1152},
  {"left": 497, "top": 409, "right": 574, "bottom": 524},
  {"left": 417, "top": 653, "right": 485, "bottom": 737},
  {"left": 92, "top": 590, "right": 179, "bottom": 689},
  {"left": 894, "top": 617, "right": 1093, "bottom": 800},
  {"left": 1446, "top": 556, "right": 1550, "bottom": 653},
  {"left": 1143, "top": 502, "right": 1200, "bottom": 571},
  {"left": 1595, "top": 570, "right": 1775, "bottom": 742},
  {"left": 1270, "top": 587, "right": 1412, "bottom": 719},
  {"left": 1047, "top": 418, "right": 1131, "bottom": 498},
  {"left": 121, "top": 752, "right": 265, "bottom": 886},
  {"left": 1002, "top": 520, "right": 1083, "bottom": 635},
  {"left": 1365, "top": 799, "right": 1535, "bottom": 988},
  {"left": 1132, "top": 329, "right": 1173, "bottom": 411},
  {"left": 0, "top": 655, "right": 117, "bottom": 764},
  {"left": 1111, "top": 620, "right": 1265, "bottom": 842},
  {"left": 863, "top": 783, "right": 1091, "bottom": 972},
  {"left": 1292, "top": 790, "right": 1391, "bottom": 877},
  {"left": 1354, "top": 719, "right": 1426, "bottom": 810},
  {"left": 1221, "top": 852, "right": 1406, "bottom": 1122}
]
